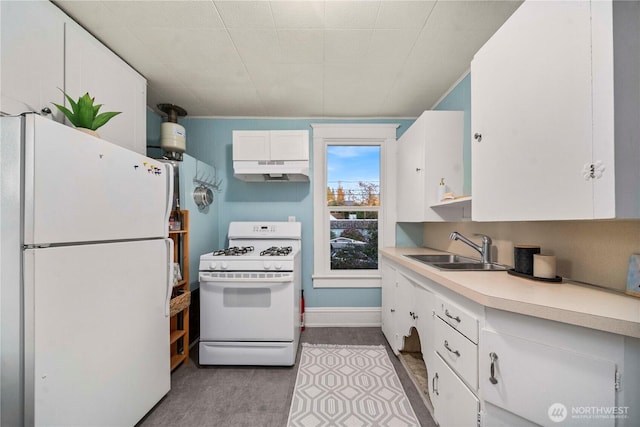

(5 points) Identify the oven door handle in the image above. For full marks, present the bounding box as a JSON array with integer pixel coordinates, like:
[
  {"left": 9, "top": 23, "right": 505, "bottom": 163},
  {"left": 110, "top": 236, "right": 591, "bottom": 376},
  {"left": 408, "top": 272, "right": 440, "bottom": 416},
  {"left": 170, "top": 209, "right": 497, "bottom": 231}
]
[{"left": 199, "top": 275, "right": 293, "bottom": 284}]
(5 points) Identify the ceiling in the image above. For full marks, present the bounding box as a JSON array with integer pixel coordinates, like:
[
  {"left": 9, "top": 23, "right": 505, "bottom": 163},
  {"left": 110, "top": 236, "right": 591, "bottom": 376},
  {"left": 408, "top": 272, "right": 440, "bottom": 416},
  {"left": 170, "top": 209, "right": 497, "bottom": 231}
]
[{"left": 54, "top": 0, "right": 522, "bottom": 119}]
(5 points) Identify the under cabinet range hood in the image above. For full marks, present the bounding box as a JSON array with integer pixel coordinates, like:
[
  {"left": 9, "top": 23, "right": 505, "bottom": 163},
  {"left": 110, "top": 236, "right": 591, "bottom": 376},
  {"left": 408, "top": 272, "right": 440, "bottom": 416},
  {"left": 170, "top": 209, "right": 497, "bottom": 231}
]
[
  {"left": 233, "top": 160, "right": 310, "bottom": 182},
  {"left": 232, "top": 130, "right": 310, "bottom": 182}
]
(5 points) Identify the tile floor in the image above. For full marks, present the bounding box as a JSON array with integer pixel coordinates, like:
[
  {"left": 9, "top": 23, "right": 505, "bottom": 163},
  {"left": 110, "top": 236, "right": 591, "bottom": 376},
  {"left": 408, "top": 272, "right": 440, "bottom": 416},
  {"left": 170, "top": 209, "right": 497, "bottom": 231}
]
[{"left": 137, "top": 328, "right": 436, "bottom": 427}]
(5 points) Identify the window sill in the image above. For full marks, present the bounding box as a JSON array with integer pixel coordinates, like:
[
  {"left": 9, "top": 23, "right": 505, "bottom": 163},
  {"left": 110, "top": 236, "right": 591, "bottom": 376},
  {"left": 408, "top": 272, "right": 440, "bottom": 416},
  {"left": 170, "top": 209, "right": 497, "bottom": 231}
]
[{"left": 312, "top": 275, "right": 381, "bottom": 288}]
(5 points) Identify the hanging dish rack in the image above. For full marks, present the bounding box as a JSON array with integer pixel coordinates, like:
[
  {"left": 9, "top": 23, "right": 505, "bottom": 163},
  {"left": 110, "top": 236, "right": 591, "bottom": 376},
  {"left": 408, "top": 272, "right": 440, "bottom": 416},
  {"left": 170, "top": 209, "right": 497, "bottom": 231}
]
[{"left": 193, "top": 160, "right": 222, "bottom": 209}]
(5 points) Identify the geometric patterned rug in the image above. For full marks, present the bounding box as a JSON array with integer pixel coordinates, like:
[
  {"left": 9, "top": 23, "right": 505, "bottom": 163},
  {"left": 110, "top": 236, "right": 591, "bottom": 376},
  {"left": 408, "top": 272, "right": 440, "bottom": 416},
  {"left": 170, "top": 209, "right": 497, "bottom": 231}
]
[{"left": 287, "top": 344, "right": 420, "bottom": 427}]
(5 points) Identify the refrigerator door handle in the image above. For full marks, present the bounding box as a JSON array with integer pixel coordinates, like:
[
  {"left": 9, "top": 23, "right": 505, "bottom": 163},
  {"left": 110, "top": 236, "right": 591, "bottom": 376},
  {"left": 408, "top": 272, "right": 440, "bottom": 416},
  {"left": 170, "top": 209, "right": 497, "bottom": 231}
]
[
  {"left": 163, "top": 162, "right": 174, "bottom": 231},
  {"left": 165, "top": 238, "right": 174, "bottom": 317}
]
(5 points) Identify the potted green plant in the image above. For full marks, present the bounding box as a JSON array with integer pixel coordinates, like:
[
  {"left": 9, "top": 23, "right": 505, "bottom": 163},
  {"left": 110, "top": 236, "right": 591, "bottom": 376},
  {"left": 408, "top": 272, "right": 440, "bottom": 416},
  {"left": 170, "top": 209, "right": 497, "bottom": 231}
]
[{"left": 52, "top": 91, "right": 121, "bottom": 137}]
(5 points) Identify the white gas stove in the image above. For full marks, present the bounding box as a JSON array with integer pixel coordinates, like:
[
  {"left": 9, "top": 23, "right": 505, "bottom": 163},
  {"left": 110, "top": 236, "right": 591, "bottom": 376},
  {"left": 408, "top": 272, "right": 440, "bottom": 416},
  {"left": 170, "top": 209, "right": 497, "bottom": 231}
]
[{"left": 199, "top": 221, "right": 302, "bottom": 366}]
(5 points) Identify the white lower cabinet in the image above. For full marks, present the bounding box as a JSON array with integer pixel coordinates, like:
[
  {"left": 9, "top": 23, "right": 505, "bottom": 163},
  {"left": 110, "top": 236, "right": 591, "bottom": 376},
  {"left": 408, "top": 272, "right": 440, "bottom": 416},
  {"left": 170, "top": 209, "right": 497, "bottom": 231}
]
[
  {"left": 392, "top": 269, "right": 436, "bottom": 354},
  {"left": 482, "top": 401, "right": 539, "bottom": 427},
  {"left": 383, "top": 255, "right": 639, "bottom": 427},
  {"left": 436, "top": 294, "right": 479, "bottom": 344},
  {"left": 480, "top": 329, "right": 616, "bottom": 427},
  {"left": 380, "top": 262, "right": 397, "bottom": 351},
  {"left": 414, "top": 280, "right": 435, "bottom": 367},
  {"left": 395, "top": 272, "right": 417, "bottom": 349},
  {"left": 430, "top": 352, "right": 480, "bottom": 427},
  {"left": 480, "top": 308, "right": 626, "bottom": 427},
  {"left": 434, "top": 318, "right": 478, "bottom": 391}
]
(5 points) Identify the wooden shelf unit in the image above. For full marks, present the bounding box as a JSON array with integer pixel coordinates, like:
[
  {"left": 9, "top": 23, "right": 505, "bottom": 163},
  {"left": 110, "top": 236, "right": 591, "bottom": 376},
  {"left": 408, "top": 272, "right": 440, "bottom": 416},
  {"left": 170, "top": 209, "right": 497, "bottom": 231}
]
[{"left": 169, "top": 210, "right": 189, "bottom": 371}]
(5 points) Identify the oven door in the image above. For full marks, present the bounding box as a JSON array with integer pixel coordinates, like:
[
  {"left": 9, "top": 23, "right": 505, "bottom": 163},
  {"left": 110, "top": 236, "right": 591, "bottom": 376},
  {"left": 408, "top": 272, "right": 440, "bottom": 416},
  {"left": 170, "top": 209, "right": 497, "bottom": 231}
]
[{"left": 199, "top": 271, "right": 296, "bottom": 341}]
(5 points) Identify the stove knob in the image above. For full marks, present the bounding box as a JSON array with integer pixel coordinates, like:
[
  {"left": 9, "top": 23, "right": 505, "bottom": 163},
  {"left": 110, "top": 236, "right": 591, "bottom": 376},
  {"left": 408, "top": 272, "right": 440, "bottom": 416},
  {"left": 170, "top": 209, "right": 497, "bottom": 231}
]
[
  {"left": 209, "top": 262, "right": 217, "bottom": 270},
  {"left": 263, "top": 261, "right": 273, "bottom": 270},
  {"left": 221, "top": 262, "right": 228, "bottom": 270},
  {"left": 274, "top": 262, "right": 283, "bottom": 270}
]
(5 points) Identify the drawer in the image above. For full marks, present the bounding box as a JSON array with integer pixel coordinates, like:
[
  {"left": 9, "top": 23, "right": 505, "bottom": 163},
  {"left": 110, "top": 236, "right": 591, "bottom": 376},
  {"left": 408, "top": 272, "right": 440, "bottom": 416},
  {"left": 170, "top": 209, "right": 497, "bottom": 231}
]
[
  {"left": 435, "top": 318, "right": 478, "bottom": 390},
  {"left": 436, "top": 295, "right": 478, "bottom": 343},
  {"left": 430, "top": 352, "right": 479, "bottom": 427}
]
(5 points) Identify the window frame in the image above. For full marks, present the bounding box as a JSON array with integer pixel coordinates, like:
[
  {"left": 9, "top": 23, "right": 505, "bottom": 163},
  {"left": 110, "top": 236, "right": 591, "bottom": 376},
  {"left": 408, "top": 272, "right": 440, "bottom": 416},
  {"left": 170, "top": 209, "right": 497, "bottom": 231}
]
[{"left": 311, "top": 124, "right": 398, "bottom": 289}]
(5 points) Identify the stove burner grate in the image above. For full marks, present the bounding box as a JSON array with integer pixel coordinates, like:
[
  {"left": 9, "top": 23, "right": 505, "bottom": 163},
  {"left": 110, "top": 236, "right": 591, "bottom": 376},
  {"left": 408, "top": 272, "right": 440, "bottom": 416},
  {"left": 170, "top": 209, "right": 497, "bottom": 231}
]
[
  {"left": 212, "top": 246, "right": 254, "bottom": 256},
  {"left": 260, "top": 246, "right": 293, "bottom": 256}
]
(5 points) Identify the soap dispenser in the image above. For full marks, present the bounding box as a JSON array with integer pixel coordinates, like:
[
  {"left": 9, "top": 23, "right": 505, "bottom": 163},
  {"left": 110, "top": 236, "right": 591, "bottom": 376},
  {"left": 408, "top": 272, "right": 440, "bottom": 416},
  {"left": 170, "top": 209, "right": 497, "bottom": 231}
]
[{"left": 437, "top": 178, "right": 446, "bottom": 202}]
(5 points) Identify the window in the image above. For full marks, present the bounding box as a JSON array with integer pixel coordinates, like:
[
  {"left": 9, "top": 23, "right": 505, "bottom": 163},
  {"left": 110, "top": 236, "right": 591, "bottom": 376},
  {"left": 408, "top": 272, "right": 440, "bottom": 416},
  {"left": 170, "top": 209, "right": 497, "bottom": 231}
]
[
  {"left": 328, "top": 146, "right": 380, "bottom": 270},
  {"left": 311, "top": 124, "right": 398, "bottom": 288}
]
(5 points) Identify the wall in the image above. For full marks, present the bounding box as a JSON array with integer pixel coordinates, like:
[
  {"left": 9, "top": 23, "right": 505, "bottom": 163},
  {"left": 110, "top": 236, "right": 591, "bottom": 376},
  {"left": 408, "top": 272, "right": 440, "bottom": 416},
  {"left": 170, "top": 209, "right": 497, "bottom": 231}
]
[
  {"left": 419, "top": 73, "right": 640, "bottom": 293},
  {"left": 179, "top": 117, "right": 415, "bottom": 310},
  {"left": 423, "top": 220, "right": 640, "bottom": 292}
]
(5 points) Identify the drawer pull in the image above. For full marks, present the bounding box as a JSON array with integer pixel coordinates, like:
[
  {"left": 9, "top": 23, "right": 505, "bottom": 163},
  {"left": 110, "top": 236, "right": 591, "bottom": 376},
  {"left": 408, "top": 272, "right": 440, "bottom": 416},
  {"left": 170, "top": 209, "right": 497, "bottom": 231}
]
[
  {"left": 432, "top": 372, "right": 439, "bottom": 396},
  {"left": 445, "top": 309, "right": 461, "bottom": 323},
  {"left": 444, "top": 340, "right": 460, "bottom": 357},
  {"left": 489, "top": 352, "right": 499, "bottom": 384}
]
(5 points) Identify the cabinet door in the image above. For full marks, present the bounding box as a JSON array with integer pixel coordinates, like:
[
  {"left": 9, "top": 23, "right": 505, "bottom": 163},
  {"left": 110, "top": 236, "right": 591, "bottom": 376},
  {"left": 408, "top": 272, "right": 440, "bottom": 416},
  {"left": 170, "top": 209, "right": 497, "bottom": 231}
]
[
  {"left": 396, "top": 111, "right": 464, "bottom": 222},
  {"left": 380, "top": 262, "right": 397, "bottom": 352},
  {"left": 430, "top": 353, "right": 479, "bottom": 427},
  {"left": 414, "top": 285, "right": 435, "bottom": 369},
  {"left": 65, "top": 23, "right": 147, "bottom": 154},
  {"left": 395, "top": 272, "right": 417, "bottom": 347},
  {"left": 471, "top": 1, "right": 594, "bottom": 221},
  {"left": 233, "top": 131, "right": 270, "bottom": 160},
  {"left": 396, "top": 118, "right": 425, "bottom": 222},
  {"left": 270, "top": 130, "right": 309, "bottom": 160},
  {"left": 480, "top": 329, "right": 616, "bottom": 427},
  {"left": 0, "top": 1, "right": 65, "bottom": 119}
]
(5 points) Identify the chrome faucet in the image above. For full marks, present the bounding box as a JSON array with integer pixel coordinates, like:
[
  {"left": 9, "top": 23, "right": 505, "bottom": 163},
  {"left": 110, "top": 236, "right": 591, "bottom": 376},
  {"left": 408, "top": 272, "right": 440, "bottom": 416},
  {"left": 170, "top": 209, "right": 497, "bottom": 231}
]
[{"left": 449, "top": 231, "right": 493, "bottom": 264}]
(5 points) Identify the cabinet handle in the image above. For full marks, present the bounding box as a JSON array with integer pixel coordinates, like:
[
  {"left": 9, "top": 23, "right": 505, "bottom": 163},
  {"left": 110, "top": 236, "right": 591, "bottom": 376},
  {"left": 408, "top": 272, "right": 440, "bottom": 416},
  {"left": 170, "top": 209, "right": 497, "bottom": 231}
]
[
  {"left": 432, "top": 372, "right": 439, "bottom": 396},
  {"left": 444, "top": 340, "right": 460, "bottom": 357},
  {"left": 474, "top": 132, "right": 482, "bottom": 142},
  {"left": 390, "top": 309, "right": 395, "bottom": 313},
  {"left": 489, "top": 352, "right": 499, "bottom": 384},
  {"left": 415, "top": 168, "right": 422, "bottom": 172},
  {"left": 444, "top": 309, "right": 461, "bottom": 323}
]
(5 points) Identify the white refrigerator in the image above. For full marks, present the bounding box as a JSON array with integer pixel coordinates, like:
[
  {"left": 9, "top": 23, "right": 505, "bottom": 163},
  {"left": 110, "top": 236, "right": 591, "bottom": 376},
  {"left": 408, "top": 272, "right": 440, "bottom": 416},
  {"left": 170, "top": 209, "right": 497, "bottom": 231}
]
[{"left": 1, "top": 114, "right": 173, "bottom": 426}]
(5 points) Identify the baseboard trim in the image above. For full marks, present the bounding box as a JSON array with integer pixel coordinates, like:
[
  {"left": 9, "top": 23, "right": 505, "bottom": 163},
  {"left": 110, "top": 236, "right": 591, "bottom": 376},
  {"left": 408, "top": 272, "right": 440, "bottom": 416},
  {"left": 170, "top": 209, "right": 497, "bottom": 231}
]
[{"left": 305, "top": 307, "right": 381, "bottom": 327}]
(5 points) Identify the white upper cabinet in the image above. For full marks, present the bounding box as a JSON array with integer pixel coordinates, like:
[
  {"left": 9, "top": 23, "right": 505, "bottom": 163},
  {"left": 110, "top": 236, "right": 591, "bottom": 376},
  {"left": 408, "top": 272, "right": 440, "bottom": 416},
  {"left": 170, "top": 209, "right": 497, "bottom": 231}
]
[
  {"left": 396, "top": 111, "right": 465, "bottom": 222},
  {"left": 233, "top": 130, "right": 309, "bottom": 161},
  {"left": 270, "top": 131, "right": 309, "bottom": 160},
  {"left": 0, "top": 1, "right": 66, "bottom": 120},
  {"left": 0, "top": 1, "right": 147, "bottom": 155},
  {"left": 65, "top": 22, "right": 147, "bottom": 155},
  {"left": 232, "top": 131, "right": 270, "bottom": 160},
  {"left": 471, "top": 0, "right": 640, "bottom": 221}
]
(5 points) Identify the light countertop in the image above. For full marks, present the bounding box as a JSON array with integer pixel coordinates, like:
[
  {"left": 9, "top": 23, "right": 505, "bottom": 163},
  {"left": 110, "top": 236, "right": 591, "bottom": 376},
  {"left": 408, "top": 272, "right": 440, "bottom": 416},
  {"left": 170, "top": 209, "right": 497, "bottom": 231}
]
[{"left": 381, "top": 247, "right": 640, "bottom": 339}]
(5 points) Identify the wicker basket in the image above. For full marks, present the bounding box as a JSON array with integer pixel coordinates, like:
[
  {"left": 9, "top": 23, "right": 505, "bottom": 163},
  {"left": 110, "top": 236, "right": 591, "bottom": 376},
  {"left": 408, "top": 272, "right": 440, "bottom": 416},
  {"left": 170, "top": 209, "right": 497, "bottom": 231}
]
[{"left": 170, "top": 290, "right": 191, "bottom": 317}]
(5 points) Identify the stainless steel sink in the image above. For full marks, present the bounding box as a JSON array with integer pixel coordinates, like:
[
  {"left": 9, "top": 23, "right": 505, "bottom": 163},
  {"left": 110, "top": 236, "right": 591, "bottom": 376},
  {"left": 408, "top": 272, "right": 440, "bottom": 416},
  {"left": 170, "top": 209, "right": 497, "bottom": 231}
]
[
  {"left": 405, "top": 254, "right": 508, "bottom": 271},
  {"left": 406, "top": 254, "right": 477, "bottom": 264},
  {"left": 430, "top": 262, "right": 507, "bottom": 271}
]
